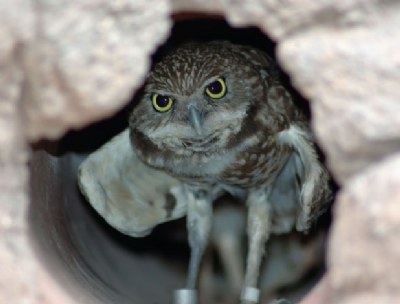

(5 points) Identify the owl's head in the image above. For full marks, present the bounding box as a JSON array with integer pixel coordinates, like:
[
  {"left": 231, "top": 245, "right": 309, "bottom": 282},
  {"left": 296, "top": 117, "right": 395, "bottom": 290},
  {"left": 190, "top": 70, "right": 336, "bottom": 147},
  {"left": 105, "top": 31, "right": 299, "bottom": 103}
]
[{"left": 130, "top": 41, "right": 277, "bottom": 161}]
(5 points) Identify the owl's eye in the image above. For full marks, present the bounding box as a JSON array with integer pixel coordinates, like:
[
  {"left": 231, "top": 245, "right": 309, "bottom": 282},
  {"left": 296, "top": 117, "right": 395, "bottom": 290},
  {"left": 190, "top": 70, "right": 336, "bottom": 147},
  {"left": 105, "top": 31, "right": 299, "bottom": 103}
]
[
  {"left": 151, "top": 93, "right": 174, "bottom": 112},
  {"left": 205, "top": 78, "right": 227, "bottom": 99}
]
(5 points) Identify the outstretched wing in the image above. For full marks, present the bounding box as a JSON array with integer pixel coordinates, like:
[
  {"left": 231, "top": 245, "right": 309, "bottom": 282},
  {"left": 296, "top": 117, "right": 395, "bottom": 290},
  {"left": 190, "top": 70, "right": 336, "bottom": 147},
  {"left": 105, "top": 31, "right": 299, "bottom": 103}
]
[{"left": 77, "top": 129, "right": 187, "bottom": 237}]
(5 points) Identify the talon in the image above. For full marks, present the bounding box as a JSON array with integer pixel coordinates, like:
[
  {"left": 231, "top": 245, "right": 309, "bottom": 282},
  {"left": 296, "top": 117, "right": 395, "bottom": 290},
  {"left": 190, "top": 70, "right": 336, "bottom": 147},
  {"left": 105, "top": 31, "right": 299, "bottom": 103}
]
[
  {"left": 173, "top": 289, "right": 198, "bottom": 304},
  {"left": 270, "top": 299, "right": 292, "bottom": 304},
  {"left": 241, "top": 286, "right": 260, "bottom": 303}
]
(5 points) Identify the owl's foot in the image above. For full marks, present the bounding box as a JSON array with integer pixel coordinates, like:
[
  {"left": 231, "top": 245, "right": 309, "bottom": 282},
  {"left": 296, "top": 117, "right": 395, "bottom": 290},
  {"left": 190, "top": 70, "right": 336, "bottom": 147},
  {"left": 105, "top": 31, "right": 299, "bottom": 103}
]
[
  {"left": 269, "top": 298, "right": 292, "bottom": 304},
  {"left": 241, "top": 191, "right": 271, "bottom": 304},
  {"left": 240, "top": 286, "right": 260, "bottom": 304},
  {"left": 173, "top": 289, "right": 197, "bottom": 304},
  {"left": 240, "top": 298, "right": 292, "bottom": 304}
]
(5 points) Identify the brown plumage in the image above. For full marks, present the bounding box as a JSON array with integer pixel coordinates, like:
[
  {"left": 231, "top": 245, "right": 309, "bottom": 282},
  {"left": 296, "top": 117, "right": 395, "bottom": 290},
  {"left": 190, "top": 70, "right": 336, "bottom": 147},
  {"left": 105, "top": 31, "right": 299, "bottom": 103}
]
[
  {"left": 126, "top": 42, "right": 330, "bottom": 302},
  {"left": 127, "top": 41, "right": 332, "bottom": 303},
  {"left": 127, "top": 41, "right": 331, "bottom": 303}
]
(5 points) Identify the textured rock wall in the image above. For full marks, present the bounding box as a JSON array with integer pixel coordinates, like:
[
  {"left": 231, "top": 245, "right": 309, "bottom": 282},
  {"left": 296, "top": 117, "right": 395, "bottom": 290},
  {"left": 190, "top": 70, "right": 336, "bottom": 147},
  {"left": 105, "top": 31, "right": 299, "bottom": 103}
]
[
  {"left": 0, "top": 0, "right": 171, "bottom": 303},
  {"left": 1, "top": 0, "right": 399, "bottom": 303}
]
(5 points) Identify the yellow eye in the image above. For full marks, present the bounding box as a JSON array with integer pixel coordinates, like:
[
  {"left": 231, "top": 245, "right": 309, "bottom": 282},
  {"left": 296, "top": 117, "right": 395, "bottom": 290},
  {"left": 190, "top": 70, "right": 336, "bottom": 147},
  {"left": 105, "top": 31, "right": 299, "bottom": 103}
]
[
  {"left": 205, "top": 78, "right": 227, "bottom": 99},
  {"left": 151, "top": 93, "right": 174, "bottom": 112}
]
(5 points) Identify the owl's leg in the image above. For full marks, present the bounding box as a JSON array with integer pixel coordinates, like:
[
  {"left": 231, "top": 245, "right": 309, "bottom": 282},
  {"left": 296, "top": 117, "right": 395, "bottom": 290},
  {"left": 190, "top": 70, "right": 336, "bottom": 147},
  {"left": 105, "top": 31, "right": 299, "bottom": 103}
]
[
  {"left": 213, "top": 222, "right": 244, "bottom": 299},
  {"left": 241, "top": 189, "right": 271, "bottom": 304},
  {"left": 173, "top": 188, "right": 213, "bottom": 304},
  {"left": 186, "top": 193, "right": 213, "bottom": 289},
  {"left": 212, "top": 205, "right": 245, "bottom": 295}
]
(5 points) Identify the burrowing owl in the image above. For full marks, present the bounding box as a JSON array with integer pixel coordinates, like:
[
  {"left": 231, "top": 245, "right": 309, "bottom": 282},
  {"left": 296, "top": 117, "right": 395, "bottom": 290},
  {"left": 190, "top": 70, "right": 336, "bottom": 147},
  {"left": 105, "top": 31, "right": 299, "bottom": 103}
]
[{"left": 128, "top": 41, "right": 331, "bottom": 303}]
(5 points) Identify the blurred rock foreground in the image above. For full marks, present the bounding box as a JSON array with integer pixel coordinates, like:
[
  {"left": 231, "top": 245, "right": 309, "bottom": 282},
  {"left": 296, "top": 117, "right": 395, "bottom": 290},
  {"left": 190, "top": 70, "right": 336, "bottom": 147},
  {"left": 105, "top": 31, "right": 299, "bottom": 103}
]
[{"left": 1, "top": 0, "right": 400, "bottom": 303}]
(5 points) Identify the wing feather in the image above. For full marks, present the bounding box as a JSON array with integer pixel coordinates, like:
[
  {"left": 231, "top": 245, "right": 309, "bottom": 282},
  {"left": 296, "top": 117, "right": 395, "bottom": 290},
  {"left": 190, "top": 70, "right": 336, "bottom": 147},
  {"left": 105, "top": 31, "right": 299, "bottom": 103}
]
[{"left": 278, "top": 124, "right": 332, "bottom": 232}]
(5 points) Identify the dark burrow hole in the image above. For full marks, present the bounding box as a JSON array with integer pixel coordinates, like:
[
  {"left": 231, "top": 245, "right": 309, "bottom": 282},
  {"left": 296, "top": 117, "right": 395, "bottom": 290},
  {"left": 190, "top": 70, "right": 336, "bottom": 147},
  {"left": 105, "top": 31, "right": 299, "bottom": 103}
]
[{"left": 29, "top": 18, "right": 332, "bottom": 304}]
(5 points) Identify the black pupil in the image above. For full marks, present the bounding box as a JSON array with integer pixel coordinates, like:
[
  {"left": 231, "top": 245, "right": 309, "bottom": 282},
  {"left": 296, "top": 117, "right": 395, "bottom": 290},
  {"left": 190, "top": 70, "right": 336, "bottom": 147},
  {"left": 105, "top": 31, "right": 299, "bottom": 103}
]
[
  {"left": 208, "top": 80, "right": 222, "bottom": 94},
  {"left": 156, "top": 95, "right": 170, "bottom": 107}
]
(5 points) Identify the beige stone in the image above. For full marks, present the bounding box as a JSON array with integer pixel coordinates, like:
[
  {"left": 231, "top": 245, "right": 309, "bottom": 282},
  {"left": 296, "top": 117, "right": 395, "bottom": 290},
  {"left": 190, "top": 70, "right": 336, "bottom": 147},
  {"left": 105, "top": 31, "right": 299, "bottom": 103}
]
[
  {"left": 328, "top": 154, "right": 400, "bottom": 301},
  {"left": 21, "top": 0, "right": 171, "bottom": 141},
  {"left": 2, "top": 0, "right": 400, "bottom": 303},
  {"left": 276, "top": 2, "right": 400, "bottom": 183}
]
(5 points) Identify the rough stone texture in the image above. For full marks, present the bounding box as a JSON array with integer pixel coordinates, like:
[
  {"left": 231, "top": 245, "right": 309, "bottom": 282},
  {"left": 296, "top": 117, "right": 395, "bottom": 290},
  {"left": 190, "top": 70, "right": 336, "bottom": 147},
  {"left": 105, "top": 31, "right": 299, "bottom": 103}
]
[
  {"left": 22, "top": 0, "right": 171, "bottom": 140},
  {"left": 0, "top": 0, "right": 171, "bottom": 302},
  {"left": 328, "top": 154, "right": 400, "bottom": 302},
  {"left": 1, "top": 0, "right": 400, "bottom": 303},
  {"left": 276, "top": 2, "right": 400, "bottom": 183},
  {"left": 0, "top": 1, "right": 44, "bottom": 303},
  {"left": 173, "top": 0, "right": 378, "bottom": 40}
]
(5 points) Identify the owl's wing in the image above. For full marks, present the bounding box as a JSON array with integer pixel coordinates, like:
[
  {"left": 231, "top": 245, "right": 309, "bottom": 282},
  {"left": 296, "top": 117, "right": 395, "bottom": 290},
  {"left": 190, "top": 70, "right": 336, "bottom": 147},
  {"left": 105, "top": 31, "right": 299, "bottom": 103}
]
[
  {"left": 277, "top": 124, "right": 332, "bottom": 232},
  {"left": 77, "top": 129, "right": 187, "bottom": 237}
]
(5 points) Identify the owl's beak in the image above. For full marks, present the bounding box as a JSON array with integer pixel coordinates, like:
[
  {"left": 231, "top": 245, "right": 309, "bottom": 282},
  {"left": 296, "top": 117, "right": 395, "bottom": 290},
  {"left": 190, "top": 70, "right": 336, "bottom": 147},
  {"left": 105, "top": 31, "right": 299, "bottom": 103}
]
[{"left": 188, "top": 106, "right": 203, "bottom": 136}]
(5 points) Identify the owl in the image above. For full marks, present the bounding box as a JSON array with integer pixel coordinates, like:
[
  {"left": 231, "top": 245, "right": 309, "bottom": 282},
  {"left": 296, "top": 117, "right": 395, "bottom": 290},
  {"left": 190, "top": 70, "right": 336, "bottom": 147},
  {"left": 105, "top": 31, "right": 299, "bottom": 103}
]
[{"left": 78, "top": 41, "right": 331, "bottom": 304}]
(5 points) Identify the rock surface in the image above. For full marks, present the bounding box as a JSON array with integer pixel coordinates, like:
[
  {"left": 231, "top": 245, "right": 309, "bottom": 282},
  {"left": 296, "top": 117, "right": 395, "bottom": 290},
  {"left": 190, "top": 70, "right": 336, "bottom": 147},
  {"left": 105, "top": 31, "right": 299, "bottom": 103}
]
[
  {"left": 21, "top": 0, "right": 171, "bottom": 141},
  {"left": 1, "top": 0, "right": 400, "bottom": 303},
  {"left": 328, "top": 154, "right": 400, "bottom": 303},
  {"left": 276, "top": 2, "right": 400, "bottom": 184},
  {"left": 0, "top": 0, "right": 170, "bottom": 303}
]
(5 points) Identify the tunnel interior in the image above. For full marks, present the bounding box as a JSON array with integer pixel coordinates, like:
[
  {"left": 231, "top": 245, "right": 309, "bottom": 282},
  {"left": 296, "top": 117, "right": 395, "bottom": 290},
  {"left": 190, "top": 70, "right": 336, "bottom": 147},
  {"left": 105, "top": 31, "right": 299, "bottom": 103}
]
[{"left": 28, "top": 18, "right": 331, "bottom": 304}]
